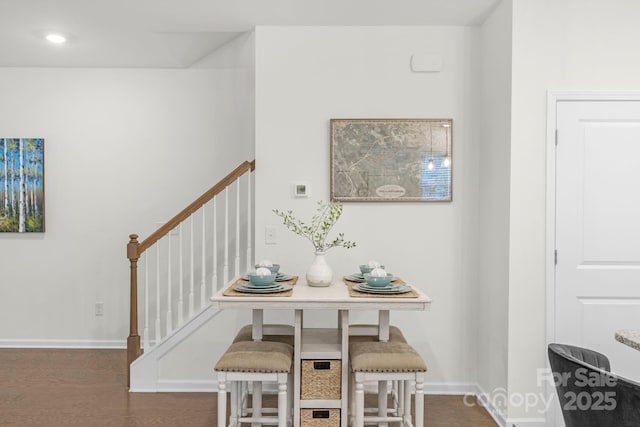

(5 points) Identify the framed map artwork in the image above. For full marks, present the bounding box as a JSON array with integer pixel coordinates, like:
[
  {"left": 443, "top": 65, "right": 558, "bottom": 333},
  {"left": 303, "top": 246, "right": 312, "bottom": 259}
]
[{"left": 330, "top": 118, "right": 452, "bottom": 202}]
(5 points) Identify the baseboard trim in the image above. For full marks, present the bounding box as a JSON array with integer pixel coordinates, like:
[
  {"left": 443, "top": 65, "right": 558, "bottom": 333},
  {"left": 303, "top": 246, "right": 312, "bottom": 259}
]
[
  {"left": 423, "top": 382, "right": 478, "bottom": 395},
  {"left": 474, "top": 384, "right": 507, "bottom": 427},
  {"left": 156, "top": 379, "right": 218, "bottom": 393},
  {"left": 0, "top": 339, "right": 126, "bottom": 349}
]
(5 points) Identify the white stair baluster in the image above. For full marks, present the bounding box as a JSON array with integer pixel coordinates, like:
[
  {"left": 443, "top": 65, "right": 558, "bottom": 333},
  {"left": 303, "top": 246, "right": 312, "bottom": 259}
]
[
  {"left": 212, "top": 198, "right": 218, "bottom": 294},
  {"left": 166, "top": 234, "right": 173, "bottom": 334},
  {"left": 201, "top": 207, "right": 206, "bottom": 308},
  {"left": 246, "top": 171, "right": 252, "bottom": 272},
  {"left": 224, "top": 188, "right": 229, "bottom": 283},
  {"left": 178, "top": 222, "right": 184, "bottom": 326},
  {"left": 189, "top": 216, "right": 195, "bottom": 317},
  {"left": 235, "top": 177, "right": 241, "bottom": 277},
  {"left": 155, "top": 241, "right": 161, "bottom": 344},
  {"left": 143, "top": 253, "right": 149, "bottom": 352}
]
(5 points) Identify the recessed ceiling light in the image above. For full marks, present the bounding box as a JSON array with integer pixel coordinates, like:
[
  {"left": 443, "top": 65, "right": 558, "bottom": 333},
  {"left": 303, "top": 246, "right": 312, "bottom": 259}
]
[{"left": 45, "top": 33, "right": 67, "bottom": 44}]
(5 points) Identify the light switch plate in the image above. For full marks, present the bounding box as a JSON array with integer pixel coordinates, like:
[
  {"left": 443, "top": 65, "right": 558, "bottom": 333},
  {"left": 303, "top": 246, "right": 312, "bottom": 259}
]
[{"left": 265, "top": 226, "right": 277, "bottom": 245}]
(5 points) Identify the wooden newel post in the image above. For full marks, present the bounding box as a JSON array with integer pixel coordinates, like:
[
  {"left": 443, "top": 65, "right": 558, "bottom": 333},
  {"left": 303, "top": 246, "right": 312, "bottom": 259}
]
[{"left": 127, "top": 234, "right": 142, "bottom": 388}]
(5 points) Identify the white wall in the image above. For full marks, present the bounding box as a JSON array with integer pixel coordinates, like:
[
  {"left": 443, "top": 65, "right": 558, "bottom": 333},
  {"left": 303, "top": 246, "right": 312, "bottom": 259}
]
[
  {"left": 508, "top": 0, "right": 640, "bottom": 421},
  {"left": 476, "top": 0, "right": 512, "bottom": 420},
  {"left": 193, "top": 32, "right": 256, "bottom": 161},
  {"left": 254, "top": 26, "right": 480, "bottom": 386},
  {"left": 0, "top": 65, "right": 250, "bottom": 346}
]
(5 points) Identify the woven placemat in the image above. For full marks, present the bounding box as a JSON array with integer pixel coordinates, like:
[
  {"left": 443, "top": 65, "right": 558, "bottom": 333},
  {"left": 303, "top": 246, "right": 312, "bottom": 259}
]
[
  {"left": 342, "top": 277, "right": 418, "bottom": 298},
  {"left": 223, "top": 276, "right": 298, "bottom": 297}
]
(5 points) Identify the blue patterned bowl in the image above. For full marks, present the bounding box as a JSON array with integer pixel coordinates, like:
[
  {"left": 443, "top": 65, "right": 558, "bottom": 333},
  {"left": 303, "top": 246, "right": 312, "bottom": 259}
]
[
  {"left": 363, "top": 273, "right": 393, "bottom": 287},
  {"left": 248, "top": 272, "right": 277, "bottom": 287}
]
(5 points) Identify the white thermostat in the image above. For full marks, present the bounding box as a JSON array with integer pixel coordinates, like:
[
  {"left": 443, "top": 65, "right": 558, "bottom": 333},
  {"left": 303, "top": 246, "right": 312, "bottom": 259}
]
[{"left": 293, "top": 182, "right": 311, "bottom": 198}]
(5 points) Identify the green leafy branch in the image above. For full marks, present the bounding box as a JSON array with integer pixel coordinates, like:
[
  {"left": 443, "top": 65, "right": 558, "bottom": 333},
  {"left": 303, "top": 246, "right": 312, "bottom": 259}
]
[{"left": 273, "top": 200, "right": 357, "bottom": 253}]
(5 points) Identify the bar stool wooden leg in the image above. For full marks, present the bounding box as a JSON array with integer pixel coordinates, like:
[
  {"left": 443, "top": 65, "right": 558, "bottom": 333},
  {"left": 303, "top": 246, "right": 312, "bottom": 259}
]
[
  {"left": 241, "top": 381, "right": 249, "bottom": 416},
  {"left": 349, "top": 364, "right": 356, "bottom": 424},
  {"left": 378, "top": 380, "right": 389, "bottom": 427},
  {"left": 403, "top": 380, "right": 412, "bottom": 425},
  {"left": 355, "top": 378, "right": 365, "bottom": 427},
  {"left": 397, "top": 380, "right": 405, "bottom": 417},
  {"left": 278, "top": 373, "right": 288, "bottom": 427},
  {"left": 287, "top": 372, "right": 293, "bottom": 425},
  {"left": 218, "top": 372, "right": 228, "bottom": 427},
  {"left": 229, "top": 381, "right": 238, "bottom": 426},
  {"left": 251, "top": 380, "right": 262, "bottom": 427},
  {"left": 414, "top": 374, "right": 425, "bottom": 427}
]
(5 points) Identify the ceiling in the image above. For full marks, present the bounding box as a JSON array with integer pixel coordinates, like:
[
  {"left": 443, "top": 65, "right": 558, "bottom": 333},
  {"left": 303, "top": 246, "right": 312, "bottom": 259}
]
[{"left": 0, "top": 0, "right": 500, "bottom": 68}]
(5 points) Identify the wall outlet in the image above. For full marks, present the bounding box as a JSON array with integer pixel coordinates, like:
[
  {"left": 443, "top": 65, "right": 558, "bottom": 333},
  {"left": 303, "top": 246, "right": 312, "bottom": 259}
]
[
  {"left": 95, "top": 302, "right": 104, "bottom": 316},
  {"left": 265, "top": 226, "right": 277, "bottom": 244}
]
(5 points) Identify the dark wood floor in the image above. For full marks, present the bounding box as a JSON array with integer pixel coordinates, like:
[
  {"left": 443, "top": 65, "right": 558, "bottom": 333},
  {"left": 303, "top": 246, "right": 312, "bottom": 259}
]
[{"left": 0, "top": 349, "right": 497, "bottom": 426}]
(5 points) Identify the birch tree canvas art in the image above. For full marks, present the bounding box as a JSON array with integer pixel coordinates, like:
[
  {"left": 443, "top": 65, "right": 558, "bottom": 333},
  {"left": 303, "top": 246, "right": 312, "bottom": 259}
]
[{"left": 0, "top": 138, "right": 44, "bottom": 232}]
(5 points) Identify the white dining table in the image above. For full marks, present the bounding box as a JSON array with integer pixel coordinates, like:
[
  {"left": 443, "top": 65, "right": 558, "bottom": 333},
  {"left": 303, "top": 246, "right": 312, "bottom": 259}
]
[
  {"left": 210, "top": 276, "right": 432, "bottom": 427},
  {"left": 615, "top": 329, "right": 640, "bottom": 351}
]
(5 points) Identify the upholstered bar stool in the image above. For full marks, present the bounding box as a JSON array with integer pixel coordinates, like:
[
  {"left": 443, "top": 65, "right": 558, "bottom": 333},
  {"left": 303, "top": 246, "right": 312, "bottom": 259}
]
[
  {"left": 233, "top": 323, "right": 295, "bottom": 346},
  {"left": 349, "top": 341, "right": 427, "bottom": 427},
  {"left": 349, "top": 324, "right": 408, "bottom": 417},
  {"left": 215, "top": 340, "right": 293, "bottom": 427},
  {"left": 348, "top": 324, "right": 408, "bottom": 344},
  {"left": 231, "top": 323, "right": 295, "bottom": 419}
]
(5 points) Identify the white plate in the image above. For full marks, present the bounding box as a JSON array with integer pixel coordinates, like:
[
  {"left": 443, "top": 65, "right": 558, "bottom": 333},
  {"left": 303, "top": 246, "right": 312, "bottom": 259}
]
[
  {"left": 359, "top": 283, "right": 406, "bottom": 292},
  {"left": 242, "top": 272, "right": 293, "bottom": 281},
  {"left": 357, "top": 283, "right": 407, "bottom": 292},
  {"left": 245, "top": 282, "right": 281, "bottom": 289},
  {"left": 234, "top": 283, "right": 293, "bottom": 294},
  {"left": 345, "top": 274, "right": 366, "bottom": 282},
  {"left": 353, "top": 284, "right": 411, "bottom": 295}
]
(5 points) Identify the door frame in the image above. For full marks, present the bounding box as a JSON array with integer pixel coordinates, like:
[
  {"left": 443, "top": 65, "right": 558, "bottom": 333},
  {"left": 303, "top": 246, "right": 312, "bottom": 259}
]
[{"left": 545, "top": 90, "right": 640, "bottom": 426}]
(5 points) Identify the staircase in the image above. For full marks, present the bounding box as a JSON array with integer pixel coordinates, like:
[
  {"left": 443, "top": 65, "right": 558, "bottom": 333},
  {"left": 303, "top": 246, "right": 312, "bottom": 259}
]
[{"left": 125, "top": 160, "right": 255, "bottom": 390}]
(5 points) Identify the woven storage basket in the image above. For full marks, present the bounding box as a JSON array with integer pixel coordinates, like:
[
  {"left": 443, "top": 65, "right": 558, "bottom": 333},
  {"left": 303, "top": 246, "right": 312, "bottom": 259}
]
[
  {"left": 301, "top": 360, "right": 341, "bottom": 400},
  {"left": 301, "top": 409, "right": 340, "bottom": 427}
]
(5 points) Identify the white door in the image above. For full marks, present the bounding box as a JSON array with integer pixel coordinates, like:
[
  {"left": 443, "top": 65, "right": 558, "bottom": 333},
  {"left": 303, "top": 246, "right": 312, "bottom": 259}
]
[{"left": 555, "top": 99, "right": 640, "bottom": 383}]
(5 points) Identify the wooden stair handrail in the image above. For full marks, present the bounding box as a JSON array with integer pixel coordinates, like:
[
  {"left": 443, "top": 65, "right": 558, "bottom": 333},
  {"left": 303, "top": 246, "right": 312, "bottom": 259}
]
[
  {"left": 138, "top": 159, "right": 255, "bottom": 255},
  {"left": 125, "top": 159, "right": 255, "bottom": 387}
]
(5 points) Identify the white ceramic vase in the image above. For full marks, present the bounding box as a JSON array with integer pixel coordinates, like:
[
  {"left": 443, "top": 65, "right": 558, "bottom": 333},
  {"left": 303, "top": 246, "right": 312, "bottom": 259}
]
[{"left": 306, "top": 251, "right": 333, "bottom": 287}]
